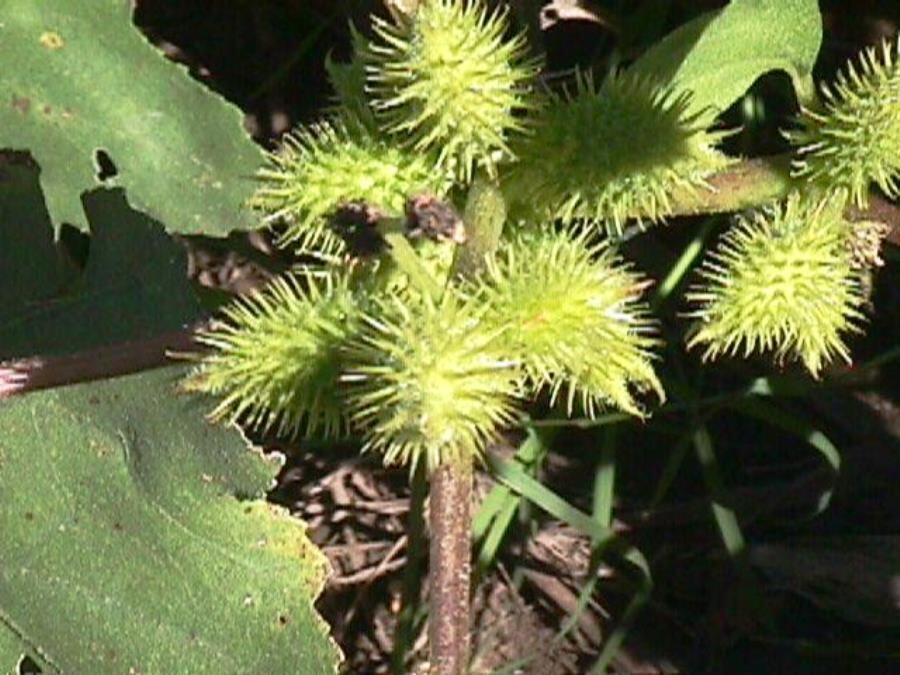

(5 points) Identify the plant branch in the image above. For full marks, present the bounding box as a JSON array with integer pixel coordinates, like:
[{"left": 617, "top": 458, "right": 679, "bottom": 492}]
[
  {"left": 0, "top": 325, "right": 203, "bottom": 399},
  {"left": 848, "top": 197, "right": 900, "bottom": 247},
  {"left": 668, "top": 155, "right": 795, "bottom": 216},
  {"left": 662, "top": 154, "right": 900, "bottom": 246}
]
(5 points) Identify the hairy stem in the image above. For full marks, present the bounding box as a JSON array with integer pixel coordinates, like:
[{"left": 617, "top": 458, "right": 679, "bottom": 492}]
[
  {"left": 669, "top": 155, "right": 795, "bottom": 215},
  {"left": 666, "top": 154, "right": 900, "bottom": 246},
  {"left": 428, "top": 460, "right": 474, "bottom": 675}
]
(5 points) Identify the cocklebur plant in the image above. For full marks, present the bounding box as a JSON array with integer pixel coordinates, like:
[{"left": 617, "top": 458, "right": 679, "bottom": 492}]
[
  {"left": 190, "top": 271, "right": 359, "bottom": 438},
  {"left": 188, "top": 0, "right": 667, "bottom": 469},
  {"left": 690, "top": 35, "right": 899, "bottom": 373},
  {"left": 341, "top": 291, "right": 521, "bottom": 472},
  {"left": 362, "top": 0, "right": 538, "bottom": 182},
  {"left": 470, "top": 225, "right": 664, "bottom": 417},
  {"left": 248, "top": 118, "right": 449, "bottom": 257},
  {"left": 185, "top": 1, "right": 897, "bottom": 671}
]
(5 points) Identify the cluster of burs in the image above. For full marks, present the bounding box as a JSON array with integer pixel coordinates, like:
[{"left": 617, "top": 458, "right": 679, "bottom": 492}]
[{"left": 186, "top": 0, "right": 899, "bottom": 472}]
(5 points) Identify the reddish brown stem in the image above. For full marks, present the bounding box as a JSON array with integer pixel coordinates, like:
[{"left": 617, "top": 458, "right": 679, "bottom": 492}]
[
  {"left": 428, "top": 460, "right": 473, "bottom": 675},
  {"left": 0, "top": 325, "right": 204, "bottom": 399}
]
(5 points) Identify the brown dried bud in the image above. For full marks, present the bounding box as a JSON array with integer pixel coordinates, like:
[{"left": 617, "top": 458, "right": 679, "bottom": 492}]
[
  {"left": 405, "top": 193, "right": 466, "bottom": 244},
  {"left": 330, "top": 200, "right": 387, "bottom": 257}
]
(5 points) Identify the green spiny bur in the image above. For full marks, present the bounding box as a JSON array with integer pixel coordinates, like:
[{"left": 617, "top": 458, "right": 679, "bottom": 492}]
[
  {"left": 472, "top": 226, "right": 663, "bottom": 416},
  {"left": 185, "top": 272, "right": 359, "bottom": 438},
  {"left": 687, "top": 193, "right": 865, "bottom": 377},
  {"left": 250, "top": 118, "right": 448, "bottom": 257},
  {"left": 364, "top": 0, "right": 538, "bottom": 183},
  {"left": 342, "top": 293, "right": 520, "bottom": 473},
  {"left": 505, "top": 70, "right": 732, "bottom": 234},
  {"left": 786, "top": 37, "right": 900, "bottom": 207}
]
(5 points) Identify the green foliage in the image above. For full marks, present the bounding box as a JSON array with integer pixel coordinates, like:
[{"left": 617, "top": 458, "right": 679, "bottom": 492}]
[
  {"left": 0, "top": 629, "right": 26, "bottom": 675},
  {"left": 0, "top": 160, "right": 339, "bottom": 671},
  {"left": 505, "top": 71, "right": 731, "bottom": 234},
  {"left": 0, "top": 157, "right": 76, "bottom": 340},
  {"left": 687, "top": 194, "right": 865, "bottom": 376},
  {"left": 1, "top": 0, "right": 263, "bottom": 235},
  {"left": 1, "top": 5, "right": 342, "bottom": 663},
  {"left": 6, "top": 0, "right": 899, "bottom": 670},
  {"left": 0, "top": 161, "right": 198, "bottom": 360},
  {"left": 363, "top": 0, "right": 538, "bottom": 182},
  {"left": 632, "top": 0, "right": 822, "bottom": 118},
  {"left": 0, "top": 368, "right": 340, "bottom": 674},
  {"left": 786, "top": 37, "right": 900, "bottom": 207}
]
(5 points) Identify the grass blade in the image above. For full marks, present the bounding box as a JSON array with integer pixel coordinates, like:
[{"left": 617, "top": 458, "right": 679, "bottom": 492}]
[
  {"left": 729, "top": 397, "right": 841, "bottom": 514},
  {"left": 473, "top": 429, "right": 550, "bottom": 572},
  {"left": 488, "top": 452, "right": 652, "bottom": 673}
]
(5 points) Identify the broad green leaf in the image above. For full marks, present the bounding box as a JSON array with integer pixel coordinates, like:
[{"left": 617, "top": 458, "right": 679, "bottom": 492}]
[
  {"left": 0, "top": 367, "right": 341, "bottom": 674},
  {"left": 0, "top": 156, "right": 200, "bottom": 359},
  {"left": 0, "top": 626, "right": 30, "bottom": 675},
  {"left": 1, "top": 1, "right": 264, "bottom": 235},
  {"left": 632, "top": 0, "right": 821, "bottom": 118}
]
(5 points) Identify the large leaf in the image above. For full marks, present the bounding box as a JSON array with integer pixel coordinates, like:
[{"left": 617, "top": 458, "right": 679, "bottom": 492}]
[
  {"left": 0, "top": 367, "right": 341, "bottom": 674},
  {"left": 0, "top": 155, "right": 199, "bottom": 360},
  {"left": 1, "top": 0, "right": 264, "bottom": 235},
  {"left": 631, "top": 0, "right": 821, "bottom": 118},
  {"left": 0, "top": 627, "right": 28, "bottom": 674}
]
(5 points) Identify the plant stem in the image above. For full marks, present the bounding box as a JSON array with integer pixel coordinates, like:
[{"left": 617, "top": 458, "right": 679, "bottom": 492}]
[
  {"left": 428, "top": 460, "right": 473, "bottom": 675},
  {"left": 666, "top": 155, "right": 795, "bottom": 216},
  {"left": 426, "top": 176, "right": 508, "bottom": 675},
  {"left": 0, "top": 325, "right": 201, "bottom": 398},
  {"left": 664, "top": 154, "right": 900, "bottom": 247}
]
